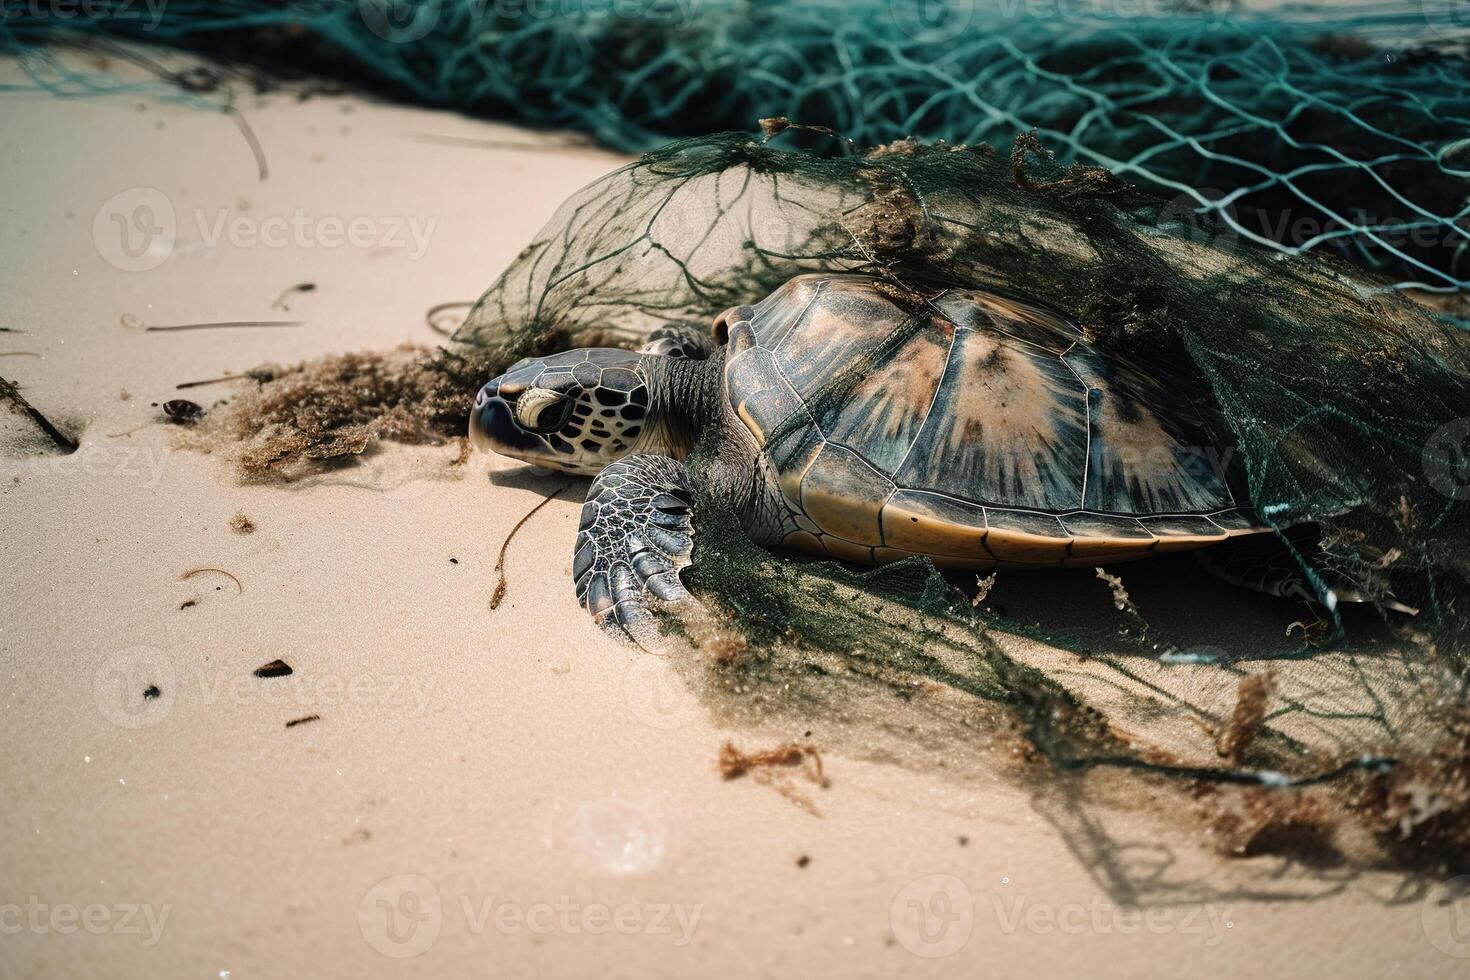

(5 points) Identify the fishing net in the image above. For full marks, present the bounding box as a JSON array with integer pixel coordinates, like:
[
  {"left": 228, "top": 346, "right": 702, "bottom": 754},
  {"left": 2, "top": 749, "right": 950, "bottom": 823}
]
[
  {"left": 10, "top": 2, "right": 1470, "bottom": 871},
  {"left": 5, "top": 0, "right": 1470, "bottom": 294},
  {"left": 457, "top": 126, "right": 1470, "bottom": 872}
]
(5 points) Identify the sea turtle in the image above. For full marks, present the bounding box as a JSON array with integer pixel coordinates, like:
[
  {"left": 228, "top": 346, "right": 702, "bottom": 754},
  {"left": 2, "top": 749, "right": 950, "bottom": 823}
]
[{"left": 469, "top": 273, "right": 1330, "bottom": 637}]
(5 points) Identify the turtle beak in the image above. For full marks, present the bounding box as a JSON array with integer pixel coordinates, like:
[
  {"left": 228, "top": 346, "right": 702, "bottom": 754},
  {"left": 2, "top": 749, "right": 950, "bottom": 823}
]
[
  {"left": 469, "top": 379, "right": 541, "bottom": 456},
  {"left": 468, "top": 380, "right": 499, "bottom": 454}
]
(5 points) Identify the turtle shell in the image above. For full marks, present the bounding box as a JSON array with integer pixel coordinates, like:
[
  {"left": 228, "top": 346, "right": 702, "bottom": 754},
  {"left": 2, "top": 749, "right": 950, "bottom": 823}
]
[{"left": 723, "top": 274, "right": 1267, "bottom": 568}]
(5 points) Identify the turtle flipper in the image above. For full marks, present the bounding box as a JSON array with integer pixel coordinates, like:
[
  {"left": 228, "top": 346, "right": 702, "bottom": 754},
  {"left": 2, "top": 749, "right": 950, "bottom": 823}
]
[
  {"left": 1196, "top": 531, "right": 1418, "bottom": 615},
  {"left": 639, "top": 322, "right": 720, "bottom": 360},
  {"left": 574, "top": 454, "right": 696, "bottom": 643}
]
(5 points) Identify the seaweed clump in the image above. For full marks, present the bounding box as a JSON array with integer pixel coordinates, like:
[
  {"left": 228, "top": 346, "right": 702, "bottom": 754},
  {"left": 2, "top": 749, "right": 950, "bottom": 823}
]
[
  {"left": 1358, "top": 706, "right": 1470, "bottom": 872},
  {"left": 176, "top": 344, "right": 497, "bottom": 480}
]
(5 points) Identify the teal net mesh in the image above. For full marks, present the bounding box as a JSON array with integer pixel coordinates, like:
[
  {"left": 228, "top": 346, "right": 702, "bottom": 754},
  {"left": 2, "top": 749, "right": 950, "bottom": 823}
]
[{"left": 5, "top": 0, "right": 1470, "bottom": 293}]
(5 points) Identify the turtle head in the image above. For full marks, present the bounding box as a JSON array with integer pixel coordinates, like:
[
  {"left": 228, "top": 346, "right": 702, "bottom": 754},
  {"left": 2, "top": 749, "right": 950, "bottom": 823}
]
[{"left": 469, "top": 348, "right": 653, "bottom": 475}]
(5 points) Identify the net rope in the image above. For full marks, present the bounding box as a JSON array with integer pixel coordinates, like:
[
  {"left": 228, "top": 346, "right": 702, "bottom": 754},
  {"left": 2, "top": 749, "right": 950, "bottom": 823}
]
[{"left": 5, "top": 0, "right": 1470, "bottom": 293}]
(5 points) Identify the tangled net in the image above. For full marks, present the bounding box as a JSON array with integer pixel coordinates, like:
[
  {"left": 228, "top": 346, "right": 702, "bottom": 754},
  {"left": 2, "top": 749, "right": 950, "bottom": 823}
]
[
  {"left": 456, "top": 126, "right": 1470, "bottom": 872},
  {"left": 463, "top": 125, "right": 1470, "bottom": 643},
  {"left": 5, "top": 0, "right": 1470, "bottom": 294},
  {"left": 10, "top": 2, "right": 1470, "bottom": 871}
]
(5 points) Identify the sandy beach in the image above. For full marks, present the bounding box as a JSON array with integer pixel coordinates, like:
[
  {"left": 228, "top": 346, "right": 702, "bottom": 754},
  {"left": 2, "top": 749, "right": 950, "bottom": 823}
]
[{"left": 1, "top": 49, "right": 1465, "bottom": 979}]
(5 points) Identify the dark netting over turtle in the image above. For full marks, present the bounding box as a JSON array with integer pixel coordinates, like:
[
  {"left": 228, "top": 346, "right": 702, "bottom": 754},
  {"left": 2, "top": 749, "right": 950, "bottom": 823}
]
[
  {"left": 457, "top": 128, "right": 1470, "bottom": 867},
  {"left": 458, "top": 125, "right": 1470, "bottom": 632},
  {"left": 6, "top": 1, "right": 1470, "bottom": 292}
]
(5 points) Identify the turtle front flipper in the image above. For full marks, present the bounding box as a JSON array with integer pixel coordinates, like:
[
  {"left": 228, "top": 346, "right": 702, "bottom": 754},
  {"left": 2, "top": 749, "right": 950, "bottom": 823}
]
[{"left": 575, "top": 454, "right": 697, "bottom": 643}]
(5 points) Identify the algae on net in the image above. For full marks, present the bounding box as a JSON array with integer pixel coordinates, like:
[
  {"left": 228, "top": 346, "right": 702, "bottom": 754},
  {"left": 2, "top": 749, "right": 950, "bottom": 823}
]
[
  {"left": 449, "top": 129, "right": 1470, "bottom": 868},
  {"left": 456, "top": 128, "right": 1470, "bottom": 650}
]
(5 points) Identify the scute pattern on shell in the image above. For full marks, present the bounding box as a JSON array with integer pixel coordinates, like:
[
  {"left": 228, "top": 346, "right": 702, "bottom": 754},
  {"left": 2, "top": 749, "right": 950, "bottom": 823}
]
[{"left": 725, "top": 274, "right": 1265, "bottom": 568}]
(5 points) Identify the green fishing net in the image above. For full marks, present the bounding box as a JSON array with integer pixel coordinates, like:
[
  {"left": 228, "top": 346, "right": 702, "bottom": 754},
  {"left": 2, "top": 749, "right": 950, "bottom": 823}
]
[
  {"left": 10, "top": 1, "right": 1470, "bottom": 870},
  {"left": 457, "top": 126, "right": 1470, "bottom": 870},
  {"left": 6, "top": 0, "right": 1470, "bottom": 294}
]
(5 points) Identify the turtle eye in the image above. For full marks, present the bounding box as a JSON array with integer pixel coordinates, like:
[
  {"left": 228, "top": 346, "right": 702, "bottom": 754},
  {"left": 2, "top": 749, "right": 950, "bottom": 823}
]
[{"left": 511, "top": 386, "right": 576, "bottom": 433}]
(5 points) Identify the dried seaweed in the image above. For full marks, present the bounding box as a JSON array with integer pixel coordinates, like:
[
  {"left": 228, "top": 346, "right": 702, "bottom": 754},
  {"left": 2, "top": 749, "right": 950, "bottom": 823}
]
[
  {"left": 1216, "top": 672, "right": 1276, "bottom": 767},
  {"left": 719, "top": 740, "right": 830, "bottom": 815},
  {"left": 174, "top": 345, "right": 496, "bottom": 481}
]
